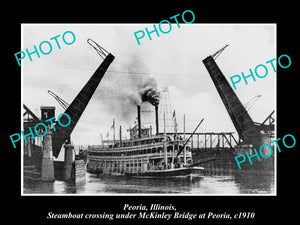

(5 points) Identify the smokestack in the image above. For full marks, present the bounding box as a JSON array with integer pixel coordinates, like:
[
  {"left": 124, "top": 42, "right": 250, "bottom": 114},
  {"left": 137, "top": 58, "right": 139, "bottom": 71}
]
[
  {"left": 119, "top": 125, "right": 122, "bottom": 147},
  {"left": 155, "top": 105, "right": 159, "bottom": 135},
  {"left": 137, "top": 105, "right": 141, "bottom": 138}
]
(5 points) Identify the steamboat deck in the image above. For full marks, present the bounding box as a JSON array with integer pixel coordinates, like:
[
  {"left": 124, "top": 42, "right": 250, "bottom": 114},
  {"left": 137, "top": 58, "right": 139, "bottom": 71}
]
[{"left": 86, "top": 134, "right": 197, "bottom": 176}]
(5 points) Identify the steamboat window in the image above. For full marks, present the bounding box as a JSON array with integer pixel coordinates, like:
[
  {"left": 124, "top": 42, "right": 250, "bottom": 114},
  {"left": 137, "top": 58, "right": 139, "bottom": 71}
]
[{"left": 152, "top": 148, "right": 156, "bottom": 153}]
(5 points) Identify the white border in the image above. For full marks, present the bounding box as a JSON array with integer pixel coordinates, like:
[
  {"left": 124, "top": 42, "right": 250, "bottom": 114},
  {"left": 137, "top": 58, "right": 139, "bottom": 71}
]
[{"left": 21, "top": 23, "right": 277, "bottom": 196}]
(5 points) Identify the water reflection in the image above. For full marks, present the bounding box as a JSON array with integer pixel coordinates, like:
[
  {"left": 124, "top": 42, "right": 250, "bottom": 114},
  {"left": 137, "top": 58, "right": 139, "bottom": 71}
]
[
  {"left": 23, "top": 169, "right": 274, "bottom": 195},
  {"left": 233, "top": 170, "right": 275, "bottom": 194}
]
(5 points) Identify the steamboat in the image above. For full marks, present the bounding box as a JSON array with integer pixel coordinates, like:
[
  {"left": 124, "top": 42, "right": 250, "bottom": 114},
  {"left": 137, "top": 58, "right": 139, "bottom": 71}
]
[{"left": 86, "top": 100, "right": 204, "bottom": 177}]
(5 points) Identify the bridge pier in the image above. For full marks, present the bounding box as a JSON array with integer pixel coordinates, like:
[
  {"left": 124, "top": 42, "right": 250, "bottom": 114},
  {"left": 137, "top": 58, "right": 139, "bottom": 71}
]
[
  {"left": 64, "top": 144, "right": 75, "bottom": 181},
  {"left": 41, "top": 130, "right": 55, "bottom": 181}
]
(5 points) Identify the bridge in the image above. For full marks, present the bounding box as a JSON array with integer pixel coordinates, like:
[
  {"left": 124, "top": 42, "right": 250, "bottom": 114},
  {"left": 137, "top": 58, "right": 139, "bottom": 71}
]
[
  {"left": 23, "top": 40, "right": 115, "bottom": 182},
  {"left": 171, "top": 132, "right": 238, "bottom": 169},
  {"left": 167, "top": 132, "right": 238, "bottom": 150}
]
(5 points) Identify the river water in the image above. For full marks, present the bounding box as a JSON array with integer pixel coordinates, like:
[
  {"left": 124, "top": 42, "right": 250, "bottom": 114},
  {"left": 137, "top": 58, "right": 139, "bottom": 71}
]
[{"left": 23, "top": 169, "right": 275, "bottom": 195}]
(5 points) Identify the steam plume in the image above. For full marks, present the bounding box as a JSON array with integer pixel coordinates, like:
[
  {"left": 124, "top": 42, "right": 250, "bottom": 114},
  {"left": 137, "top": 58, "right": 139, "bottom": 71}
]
[
  {"left": 95, "top": 53, "right": 160, "bottom": 120},
  {"left": 138, "top": 78, "right": 160, "bottom": 106}
]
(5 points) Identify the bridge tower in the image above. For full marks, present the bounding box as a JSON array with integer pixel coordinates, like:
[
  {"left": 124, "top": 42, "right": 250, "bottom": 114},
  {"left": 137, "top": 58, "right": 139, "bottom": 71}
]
[
  {"left": 202, "top": 45, "right": 272, "bottom": 157},
  {"left": 52, "top": 40, "right": 115, "bottom": 158},
  {"left": 158, "top": 87, "right": 174, "bottom": 134}
]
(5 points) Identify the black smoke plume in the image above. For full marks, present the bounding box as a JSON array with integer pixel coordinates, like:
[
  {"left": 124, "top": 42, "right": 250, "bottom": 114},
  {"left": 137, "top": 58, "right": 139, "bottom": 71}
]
[{"left": 138, "top": 78, "right": 160, "bottom": 106}]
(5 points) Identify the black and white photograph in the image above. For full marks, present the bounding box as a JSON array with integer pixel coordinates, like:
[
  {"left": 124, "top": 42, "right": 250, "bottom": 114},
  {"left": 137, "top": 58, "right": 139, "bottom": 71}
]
[
  {"left": 21, "top": 23, "right": 276, "bottom": 195},
  {"left": 4, "top": 4, "right": 299, "bottom": 225}
]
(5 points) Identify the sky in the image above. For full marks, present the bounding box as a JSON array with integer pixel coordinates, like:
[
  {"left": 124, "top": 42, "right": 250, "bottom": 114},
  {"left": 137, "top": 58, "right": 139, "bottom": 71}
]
[{"left": 22, "top": 23, "right": 276, "bottom": 148}]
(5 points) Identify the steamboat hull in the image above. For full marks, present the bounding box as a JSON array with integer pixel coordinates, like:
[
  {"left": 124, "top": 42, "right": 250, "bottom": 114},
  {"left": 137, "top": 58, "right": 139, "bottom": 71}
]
[
  {"left": 86, "top": 163, "right": 204, "bottom": 178},
  {"left": 131, "top": 166, "right": 204, "bottom": 178}
]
